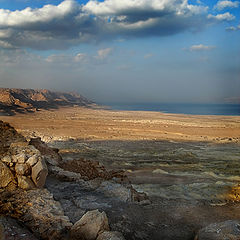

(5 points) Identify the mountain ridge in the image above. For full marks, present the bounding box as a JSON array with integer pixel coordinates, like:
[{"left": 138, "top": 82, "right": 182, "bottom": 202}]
[{"left": 0, "top": 88, "right": 94, "bottom": 115}]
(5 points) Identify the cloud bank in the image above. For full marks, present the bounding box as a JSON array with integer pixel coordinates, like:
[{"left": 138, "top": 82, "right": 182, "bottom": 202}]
[{"left": 0, "top": 0, "right": 216, "bottom": 50}]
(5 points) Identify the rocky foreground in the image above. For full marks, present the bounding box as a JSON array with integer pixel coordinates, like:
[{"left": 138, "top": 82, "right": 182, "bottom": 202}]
[
  {"left": 1, "top": 120, "right": 240, "bottom": 240},
  {"left": 0, "top": 120, "right": 148, "bottom": 240}
]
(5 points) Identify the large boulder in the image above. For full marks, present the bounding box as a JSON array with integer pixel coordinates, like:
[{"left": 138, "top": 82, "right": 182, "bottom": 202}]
[
  {"left": 31, "top": 159, "right": 48, "bottom": 188},
  {"left": 71, "top": 210, "right": 110, "bottom": 240},
  {"left": 195, "top": 220, "right": 240, "bottom": 240}
]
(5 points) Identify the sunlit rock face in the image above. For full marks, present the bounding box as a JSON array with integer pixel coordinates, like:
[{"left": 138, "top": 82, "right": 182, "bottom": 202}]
[{"left": 0, "top": 141, "right": 48, "bottom": 190}]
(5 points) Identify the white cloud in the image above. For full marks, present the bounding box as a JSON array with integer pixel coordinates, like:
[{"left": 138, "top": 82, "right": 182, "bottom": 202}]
[
  {"left": 208, "top": 12, "right": 235, "bottom": 21},
  {"left": 95, "top": 48, "right": 113, "bottom": 59},
  {"left": 84, "top": 0, "right": 208, "bottom": 16},
  {"left": 188, "top": 44, "right": 216, "bottom": 51},
  {"left": 0, "top": 0, "right": 78, "bottom": 27},
  {"left": 0, "top": 0, "right": 223, "bottom": 50},
  {"left": 214, "top": 0, "right": 239, "bottom": 11}
]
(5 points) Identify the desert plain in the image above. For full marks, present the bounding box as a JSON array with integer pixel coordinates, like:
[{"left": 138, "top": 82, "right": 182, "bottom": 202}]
[{"left": 1, "top": 106, "right": 240, "bottom": 239}]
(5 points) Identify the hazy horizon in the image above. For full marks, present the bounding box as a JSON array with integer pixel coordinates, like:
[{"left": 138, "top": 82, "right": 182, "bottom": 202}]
[{"left": 0, "top": 0, "right": 239, "bottom": 104}]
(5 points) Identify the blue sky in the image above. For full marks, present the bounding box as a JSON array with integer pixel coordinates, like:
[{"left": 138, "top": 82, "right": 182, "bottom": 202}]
[{"left": 0, "top": 0, "right": 239, "bottom": 103}]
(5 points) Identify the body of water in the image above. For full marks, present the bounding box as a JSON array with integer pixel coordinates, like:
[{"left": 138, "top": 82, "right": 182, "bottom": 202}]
[{"left": 105, "top": 103, "right": 240, "bottom": 116}]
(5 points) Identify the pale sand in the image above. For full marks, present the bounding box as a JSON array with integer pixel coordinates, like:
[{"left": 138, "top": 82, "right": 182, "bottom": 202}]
[{"left": 0, "top": 106, "right": 239, "bottom": 143}]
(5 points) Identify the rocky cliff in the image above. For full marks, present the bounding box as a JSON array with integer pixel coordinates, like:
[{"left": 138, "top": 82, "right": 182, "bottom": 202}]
[{"left": 0, "top": 88, "right": 94, "bottom": 115}]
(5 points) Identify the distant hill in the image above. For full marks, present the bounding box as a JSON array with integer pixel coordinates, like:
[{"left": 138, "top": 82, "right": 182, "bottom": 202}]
[{"left": 0, "top": 88, "right": 95, "bottom": 115}]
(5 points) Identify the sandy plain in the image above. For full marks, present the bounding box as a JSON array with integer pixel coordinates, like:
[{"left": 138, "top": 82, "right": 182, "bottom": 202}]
[{"left": 0, "top": 106, "right": 240, "bottom": 143}]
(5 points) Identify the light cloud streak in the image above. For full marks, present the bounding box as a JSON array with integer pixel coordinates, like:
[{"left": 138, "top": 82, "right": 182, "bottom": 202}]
[{"left": 186, "top": 44, "right": 216, "bottom": 51}]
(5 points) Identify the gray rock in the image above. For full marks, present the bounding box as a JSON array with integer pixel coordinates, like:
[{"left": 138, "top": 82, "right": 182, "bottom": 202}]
[
  {"left": 0, "top": 161, "right": 14, "bottom": 188},
  {"left": 15, "top": 163, "right": 29, "bottom": 175},
  {"left": 97, "top": 181, "right": 132, "bottom": 202},
  {"left": 196, "top": 220, "right": 240, "bottom": 240},
  {"left": 71, "top": 210, "right": 110, "bottom": 240},
  {"left": 31, "top": 159, "right": 48, "bottom": 188},
  {"left": 97, "top": 231, "right": 126, "bottom": 240},
  {"left": 48, "top": 165, "right": 83, "bottom": 182},
  {"left": 17, "top": 175, "right": 35, "bottom": 190}
]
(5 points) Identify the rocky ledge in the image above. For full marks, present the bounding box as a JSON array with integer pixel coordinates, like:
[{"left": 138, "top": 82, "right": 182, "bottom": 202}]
[{"left": 0, "top": 120, "right": 149, "bottom": 240}]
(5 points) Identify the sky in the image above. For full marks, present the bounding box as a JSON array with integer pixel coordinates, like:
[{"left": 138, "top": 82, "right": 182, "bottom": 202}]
[{"left": 0, "top": 0, "right": 239, "bottom": 104}]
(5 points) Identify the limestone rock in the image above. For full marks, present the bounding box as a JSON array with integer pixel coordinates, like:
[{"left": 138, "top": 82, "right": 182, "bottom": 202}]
[
  {"left": 71, "top": 210, "right": 110, "bottom": 240},
  {"left": 1, "top": 156, "right": 11, "bottom": 164},
  {"left": 12, "top": 153, "right": 26, "bottom": 163},
  {"left": 15, "top": 163, "right": 29, "bottom": 175},
  {"left": 31, "top": 159, "right": 48, "bottom": 188},
  {"left": 195, "top": 220, "right": 240, "bottom": 240},
  {"left": 97, "top": 231, "right": 126, "bottom": 240},
  {"left": 29, "top": 137, "right": 62, "bottom": 166},
  {"left": 26, "top": 155, "right": 40, "bottom": 167},
  {"left": 17, "top": 175, "right": 35, "bottom": 190},
  {"left": 0, "top": 161, "right": 14, "bottom": 188}
]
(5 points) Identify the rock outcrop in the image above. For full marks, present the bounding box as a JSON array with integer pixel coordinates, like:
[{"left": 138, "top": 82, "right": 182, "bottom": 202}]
[
  {"left": 29, "top": 137, "right": 62, "bottom": 166},
  {"left": 0, "top": 141, "right": 48, "bottom": 190},
  {"left": 0, "top": 189, "right": 72, "bottom": 240},
  {"left": 0, "top": 121, "right": 25, "bottom": 155},
  {"left": 0, "top": 120, "right": 148, "bottom": 240}
]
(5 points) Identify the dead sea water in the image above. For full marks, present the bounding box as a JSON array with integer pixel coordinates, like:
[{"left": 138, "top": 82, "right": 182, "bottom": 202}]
[{"left": 105, "top": 103, "right": 240, "bottom": 116}]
